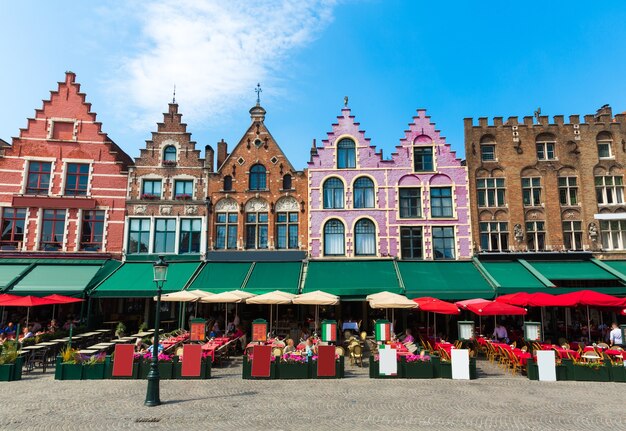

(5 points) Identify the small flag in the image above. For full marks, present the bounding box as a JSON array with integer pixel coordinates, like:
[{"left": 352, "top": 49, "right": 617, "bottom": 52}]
[
  {"left": 321, "top": 322, "right": 337, "bottom": 342},
  {"left": 375, "top": 321, "right": 391, "bottom": 342}
]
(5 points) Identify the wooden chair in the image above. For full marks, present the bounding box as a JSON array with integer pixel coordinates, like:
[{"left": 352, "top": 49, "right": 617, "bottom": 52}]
[
  {"left": 272, "top": 347, "right": 283, "bottom": 358},
  {"left": 351, "top": 344, "right": 363, "bottom": 367},
  {"left": 598, "top": 342, "right": 610, "bottom": 349},
  {"left": 439, "top": 348, "right": 451, "bottom": 362},
  {"left": 335, "top": 346, "right": 344, "bottom": 357}
]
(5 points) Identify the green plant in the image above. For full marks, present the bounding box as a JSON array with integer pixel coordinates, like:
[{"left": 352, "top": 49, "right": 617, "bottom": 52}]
[
  {"left": 83, "top": 352, "right": 106, "bottom": 366},
  {"left": 21, "top": 337, "right": 36, "bottom": 347},
  {"left": 115, "top": 322, "right": 126, "bottom": 339},
  {"left": 0, "top": 344, "right": 19, "bottom": 365},
  {"left": 138, "top": 321, "right": 148, "bottom": 333},
  {"left": 575, "top": 361, "right": 604, "bottom": 369},
  {"left": 61, "top": 346, "right": 80, "bottom": 364}
]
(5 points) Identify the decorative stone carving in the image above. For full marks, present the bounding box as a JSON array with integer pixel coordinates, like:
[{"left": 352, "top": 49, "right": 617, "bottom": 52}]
[
  {"left": 245, "top": 197, "right": 269, "bottom": 212},
  {"left": 215, "top": 198, "right": 238, "bottom": 212},
  {"left": 588, "top": 222, "right": 598, "bottom": 242},
  {"left": 185, "top": 205, "right": 198, "bottom": 215},
  {"left": 275, "top": 196, "right": 299, "bottom": 212},
  {"left": 513, "top": 223, "right": 524, "bottom": 243},
  {"left": 135, "top": 205, "right": 147, "bottom": 215},
  {"left": 160, "top": 205, "right": 172, "bottom": 215}
]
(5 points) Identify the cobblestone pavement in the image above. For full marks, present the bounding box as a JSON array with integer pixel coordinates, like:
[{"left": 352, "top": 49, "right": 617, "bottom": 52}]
[{"left": 0, "top": 359, "right": 625, "bottom": 431}]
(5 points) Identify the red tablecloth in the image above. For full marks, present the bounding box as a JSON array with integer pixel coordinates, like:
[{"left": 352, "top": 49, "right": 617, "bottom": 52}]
[
  {"left": 549, "top": 346, "right": 579, "bottom": 360},
  {"left": 434, "top": 342, "right": 453, "bottom": 354},
  {"left": 514, "top": 349, "right": 532, "bottom": 366}
]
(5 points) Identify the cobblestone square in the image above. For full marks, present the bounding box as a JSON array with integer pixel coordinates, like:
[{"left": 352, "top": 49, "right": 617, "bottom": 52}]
[{"left": 0, "top": 359, "right": 624, "bottom": 431}]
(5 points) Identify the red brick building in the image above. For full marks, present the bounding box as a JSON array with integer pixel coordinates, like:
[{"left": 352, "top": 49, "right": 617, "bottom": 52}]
[
  {"left": 0, "top": 72, "right": 132, "bottom": 257},
  {"left": 205, "top": 101, "right": 308, "bottom": 253},
  {"left": 125, "top": 102, "right": 209, "bottom": 256}
]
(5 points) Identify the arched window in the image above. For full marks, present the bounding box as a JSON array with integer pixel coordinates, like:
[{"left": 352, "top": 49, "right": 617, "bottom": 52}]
[
  {"left": 353, "top": 177, "right": 374, "bottom": 208},
  {"left": 354, "top": 219, "right": 376, "bottom": 256},
  {"left": 324, "top": 219, "right": 345, "bottom": 256},
  {"left": 323, "top": 178, "right": 344, "bottom": 209},
  {"left": 249, "top": 164, "right": 267, "bottom": 191},
  {"left": 337, "top": 138, "right": 356, "bottom": 169},
  {"left": 163, "top": 145, "right": 177, "bottom": 163},
  {"left": 223, "top": 175, "right": 232, "bottom": 191},
  {"left": 597, "top": 131, "right": 613, "bottom": 159},
  {"left": 282, "top": 174, "right": 292, "bottom": 190}
]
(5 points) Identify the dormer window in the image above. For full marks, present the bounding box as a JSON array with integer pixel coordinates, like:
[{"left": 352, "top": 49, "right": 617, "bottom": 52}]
[
  {"left": 163, "top": 145, "right": 177, "bottom": 166},
  {"left": 51, "top": 120, "right": 75, "bottom": 140},
  {"left": 337, "top": 138, "right": 356, "bottom": 169}
]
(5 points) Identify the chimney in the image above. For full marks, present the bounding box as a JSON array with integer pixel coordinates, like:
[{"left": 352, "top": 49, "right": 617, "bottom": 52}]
[
  {"left": 205, "top": 144, "right": 214, "bottom": 172},
  {"left": 310, "top": 138, "right": 317, "bottom": 159},
  {"left": 217, "top": 139, "right": 228, "bottom": 169}
]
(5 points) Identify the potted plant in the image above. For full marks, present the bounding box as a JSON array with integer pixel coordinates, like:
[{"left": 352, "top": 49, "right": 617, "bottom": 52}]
[
  {"left": 82, "top": 352, "right": 107, "bottom": 380},
  {"left": 403, "top": 353, "right": 434, "bottom": 379},
  {"left": 277, "top": 353, "right": 310, "bottom": 379},
  {"left": 0, "top": 342, "right": 22, "bottom": 381},
  {"left": 55, "top": 347, "right": 83, "bottom": 380},
  {"left": 115, "top": 322, "right": 126, "bottom": 339},
  {"left": 139, "top": 352, "right": 174, "bottom": 380},
  {"left": 141, "top": 194, "right": 160, "bottom": 201},
  {"left": 572, "top": 361, "right": 611, "bottom": 382},
  {"left": 175, "top": 194, "right": 192, "bottom": 201}
]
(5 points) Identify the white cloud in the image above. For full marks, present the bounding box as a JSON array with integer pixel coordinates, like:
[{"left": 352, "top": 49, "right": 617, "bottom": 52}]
[{"left": 113, "top": 0, "right": 336, "bottom": 128}]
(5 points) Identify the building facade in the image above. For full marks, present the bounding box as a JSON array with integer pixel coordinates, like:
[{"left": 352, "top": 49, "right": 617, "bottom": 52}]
[
  {"left": 464, "top": 105, "right": 626, "bottom": 257},
  {"left": 205, "top": 102, "right": 307, "bottom": 253},
  {"left": 124, "top": 102, "right": 209, "bottom": 257},
  {"left": 308, "top": 106, "right": 472, "bottom": 259},
  {"left": 0, "top": 72, "right": 132, "bottom": 257}
]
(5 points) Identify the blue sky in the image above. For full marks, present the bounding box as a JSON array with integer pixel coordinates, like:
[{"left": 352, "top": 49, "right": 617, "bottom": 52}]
[{"left": 2, "top": 1, "right": 625, "bottom": 169}]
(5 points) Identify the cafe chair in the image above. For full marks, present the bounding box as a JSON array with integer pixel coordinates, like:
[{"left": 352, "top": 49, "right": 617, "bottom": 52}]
[
  {"left": 561, "top": 343, "right": 570, "bottom": 350},
  {"left": 272, "top": 347, "right": 283, "bottom": 358},
  {"left": 405, "top": 342, "right": 418, "bottom": 354},
  {"left": 520, "top": 345, "right": 528, "bottom": 352},
  {"left": 597, "top": 342, "right": 610, "bottom": 349},
  {"left": 360, "top": 331, "right": 367, "bottom": 341},
  {"left": 351, "top": 344, "right": 363, "bottom": 367},
  {"left": 335, "top": 347, "right": 344, "bottom": 357},
  {"left": 581, "top": 351, "right": 601, "bottom": 363}
]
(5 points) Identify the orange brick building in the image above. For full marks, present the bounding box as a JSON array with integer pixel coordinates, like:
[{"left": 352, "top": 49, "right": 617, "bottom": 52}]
[
  {"left": 0, "top": 72, "right": 132, "bottom": 257},
  {"left": 465, "top": 105, "right": 626, "bottom": 257},
  {"left": 205, "top": 101, "right": 307, "bottom": 253},
  {"left": 125, "top": 102, "right": 209, "bottom": 256}
]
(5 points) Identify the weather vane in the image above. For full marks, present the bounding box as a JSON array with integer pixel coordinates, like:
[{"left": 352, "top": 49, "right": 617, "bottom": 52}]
[
  {"left": 344, "top": 96, "right": 348, "bottom": 107},
  {"left": 172, "top": 84, "right": 176, "bottom": 104},
  {"left": 255, "top": 83, "right": 262, "bottom": 105}
]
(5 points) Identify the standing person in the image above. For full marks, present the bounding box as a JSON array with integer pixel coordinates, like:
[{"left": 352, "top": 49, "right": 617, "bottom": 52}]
[
  {"left": 493, "top": 323, "right": 508, "bottom": 343},
  {"left": 609, "top": 322, "right": 623, "bottom": 346}
]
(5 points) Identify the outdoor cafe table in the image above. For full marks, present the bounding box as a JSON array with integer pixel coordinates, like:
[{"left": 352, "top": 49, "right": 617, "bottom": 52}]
[
  {"left": 492, "top": 342, "right": 532, "bottom": 366},
  {"left": 545, "top": 345, "right": 580, "bottom": 360},
  {"left": 434, "top": 342, "right": 454, "bottom": 354},
  {"left": 583, "top": 346, "right": 624, "bottom": 358}
]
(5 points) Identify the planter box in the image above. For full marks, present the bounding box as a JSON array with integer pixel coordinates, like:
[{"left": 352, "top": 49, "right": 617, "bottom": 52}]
[
  {"left": 572, "top": 364, "right": 610, "bottom": 382},
  {"left": 139, "top": 361, "right": 174, "bottom": 380},
  {"left": 104, "top": 357, "right": 140, "bottom": 380},
  {"left": 173, "top": 360, "right": 212, "bottom": 380},
  {"left": 82, "top": 363, "right": 106, "bottom": 380},
  {"left": 527, "top": 362, "right": 538, "bottom": 380},
  {"left": 402, "top": 359, "right": 434, "bottom": 379},
  {"left": 527, "top": 360, "right": 568, "bottom": 381},
  {"left": 242, "top": 356, "right": 277, "bottom": 380},
  {"left": 368, "top": 356, "right": 399, "bottom": 379},
  {"left": 438, "top": 361, "right": 452, "bottom": 379},
  {"left": 0, "top": 357, "right": 23, "bottom": 382},
  {"left": 276, "top": 361, "right": 310, "bottom": 379},
  {"left": 55, "top": 357, "right": 83, "bottom": 381},
  {"left": 311, "top": 356, "right": 345, "bottom": 379},
  {"left": 609, "top": 365, "right": 626, "bottom": 383}
]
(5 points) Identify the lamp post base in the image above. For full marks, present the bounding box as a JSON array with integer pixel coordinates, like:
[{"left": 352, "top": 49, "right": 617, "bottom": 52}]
[{"left": 145, "top": 364, "right": 161, "bottom": 406}]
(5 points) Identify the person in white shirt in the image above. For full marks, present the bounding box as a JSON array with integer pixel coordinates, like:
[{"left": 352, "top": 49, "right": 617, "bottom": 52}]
[
  {"left": 609, "top": 322, "right": 623, "bottom": 346},
  {"left": 493, "top": 324, "right": 508, "bottom": 342}
]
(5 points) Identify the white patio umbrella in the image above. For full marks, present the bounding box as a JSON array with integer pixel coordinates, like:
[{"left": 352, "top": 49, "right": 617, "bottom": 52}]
[
  {"left": 293, "top": 290, "right": 340, "bottom": 331},
  {"left": 155, "top": 290, "right": 214, "bottom": 329},
  {"left": 367, "top": 292, "right": 417, "bottom": 335},
  {"left": 245, "top": 291, "right": 296, "bottom": 334},
  {"left": 200, "top": 291, "right": 250, "bottom": 332}
]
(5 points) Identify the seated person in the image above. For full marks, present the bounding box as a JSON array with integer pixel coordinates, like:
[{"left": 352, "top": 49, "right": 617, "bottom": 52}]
[
  {"left": 0, "top": 333, "right": 5, "bottom": 343},
  {"left": 134, "top": 338, "right": 148, "bottom": 353},
  {"left": 31, "top": 321, "right": 42, "bottom": 333},
  {"left": 20, "top": 327, "right": 34, "bottom": 341},
  {"left": 283, "top": 339, "right": 296, "bottom": 354},
  {"left": 146, "top": 342, "right": 164, "bottom": 354},
  {"left": 402, "top": 329, "right": 415, "bottom": 344},
  {"left": 47, "top": 319, "right": 58, "bottom": 333},
  {"left": 299, "top": 326, "right": 310, "bottom": 341},
  {"left": 305, "top": 338, "right": 317, "bottom": 357},
  {"left": 212, "top": 321, "right": 223, "bottom": 337},
  {"left": 3, "top": 322, "right": 15, "bottom": 337}
]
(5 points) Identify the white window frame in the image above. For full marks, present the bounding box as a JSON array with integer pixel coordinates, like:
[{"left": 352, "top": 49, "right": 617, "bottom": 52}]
[
  {"left": 601, "top": 220, "right": 626, "bottom": 251},
  {"left": 526, "top": 221, "right": 546, "bottom": 252},
  {"left": 562, "top": 221, "right": 582, "bottom": 251},
  {"left": 536, "top": 141, "right": 556, "bottom": 160},
  {"left": 479, "top": 222, "right": 509, "bottom": 252},
  {"left": 522, "top": 177, "right": 542, "bottom": 207},
  {"left": 597, "top": 140, "right": 613, "bottom": 159},
  {"left": 595, "top": 176, "right": 624, "bottom": 206},
  {"left": 558, "top": 177, "right": 578, "bottom": 206}
]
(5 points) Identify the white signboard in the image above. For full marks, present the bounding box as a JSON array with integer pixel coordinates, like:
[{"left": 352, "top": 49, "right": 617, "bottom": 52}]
[
  {"left": 536, "top": 350, "right": 557, "bottom": 381},
  {"left": 451, "top": 349, "right": 470, "bottom": 380},
  {"left": 378, "top": 348, "right": 397, "bottom": 376}
]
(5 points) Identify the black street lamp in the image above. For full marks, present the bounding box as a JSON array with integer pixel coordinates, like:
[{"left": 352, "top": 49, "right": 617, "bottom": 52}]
[{"left": 145, "top": 255, "right": 169, "bottom": 407}]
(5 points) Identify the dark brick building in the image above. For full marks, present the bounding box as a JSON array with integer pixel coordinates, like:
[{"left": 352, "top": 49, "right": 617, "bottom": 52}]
[{"left": 465, "top": 105, "right": 626, "bottom": 257}]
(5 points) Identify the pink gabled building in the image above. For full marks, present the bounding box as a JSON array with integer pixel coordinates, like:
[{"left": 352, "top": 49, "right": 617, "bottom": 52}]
[{"left": 307, "top": 106, "right": 472, "bottom": 260}]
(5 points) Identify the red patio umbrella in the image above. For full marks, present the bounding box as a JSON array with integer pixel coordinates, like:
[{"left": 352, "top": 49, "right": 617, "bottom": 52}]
[
  {"left": 556, "top": 290, "right": 626, "bottom": 307},
  {"left": 43, "top": 294, "right": 83, "bottom": 304},
  {"left": 464, "top": 300, "right": 527, "bottom": 316},
  {"left": 455, "top": 298, "right": 490, "bottom": 309},
  {"left": 495, "top": 293, "right": 534, "bottom": 307},
  {"left": 0, "top": 295, "right": 61, "bottom": 328},
  {"left": 526, "top": 293, "right": 560, "bottom": 307},
  {"left": 413, "top": 297, "right": 460, "bottom": 338},
  {"left": 0, "top": 294, "right": 23, "bottom": 305}
]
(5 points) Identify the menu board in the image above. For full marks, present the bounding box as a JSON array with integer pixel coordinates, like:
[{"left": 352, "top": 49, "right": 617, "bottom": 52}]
[
  {"left": 252, "top": 321, "right": 267, "bottom": 342},
  {"left": 190, "top": 320, "right": 206, "bottom": 342}
]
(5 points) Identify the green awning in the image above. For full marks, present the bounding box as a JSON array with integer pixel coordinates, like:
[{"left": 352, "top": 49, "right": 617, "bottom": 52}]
[
  {"left": 528, "top": 261, "right": 618, "bottom": 281},
  {"left": 10, "top": 264, "right": 102, "bottom": 296},
  {"left": 303, "top": 260, "right": 402, "bottom": 299},
  {"left": 481, "top": 261, "right": 548, "bottom": 294},
  {"left": 243, "top": 262, "right": 302, "bottom": 294},
  {"left": 601, "top": 261, "right": 626, "bottom": 279},
  {"left": 0, "top": 264, "right": 31, "bottom": 290},
  {"left": 187, "top": 262, "right": 253, "bottom": 293},
  {"left": 91, "top": 261, "right": 201, "bottom": 298},
  {"left": 400, "top": 261, "right": 495, "bottom": 300}
]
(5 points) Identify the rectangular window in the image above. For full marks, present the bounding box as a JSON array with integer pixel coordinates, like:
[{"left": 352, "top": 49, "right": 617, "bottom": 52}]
[
  {"left": 0, "top": 208, "right": 26, "bottom": 249},
  {"left": 128, "top": 218, "right": 151, "bottom": 254},
  {"left": 595, "top": 176, "right": 624, "bottom": 205},
  {"left": 215, "top": 213, "right": 238, "bottom": 250},
  {"left": 180, "top": 218, "right": 202, "bottom": 254},
  {"left": 522, "top": 177, "right": 542, "bottom": 207},
  {"left": 174, "top": 180, "right": 194, "bottom": 200},
  {"left": 526, "top": 221, "right": 546, "bottom": 251},
  {"left": 65, "top": 163, "right": 89, "bottom": 196},
  {"left": 481, "top": 145, "right": 495, "bottom": 161},
  {"left": 536, "top": 142, "right": 556, "bottom": 160},
  {"left": 476, "top": 178, "right": 506, "bottom": 207},
  {"left": 80, "top": 210, "right": 105, "bottom": 251},
  {"left": 51, "top": 121, "right": 74, "bottom": 140},
  {"left": 562, "top": 221, "right": 582, "bottom": 251},
  {"left": 432, "top": 227, "right": 455, "bottom": 259},
  {"left": 26, "top": 161, "right": 52, "bottom": 195},
  {"left": 601, "top": 220, "right": 626, "bottom": 251},
  {"left": 598, "top": 141, "right": 612, "bottom": 159},
  {"left": 479, "top": 222, "right": 509, "bottom": 252},
  {"left": 142, "top": 180, "right": 162, "bottom": 200},
  {"left": 245, "top": 212, "right": 268, "bottom": 249},
  {"left": 154, "top": 218, "right": 176, "bottom": 253},
  {"left": 430, "top": 187, "right": 453, "bottom": 217},
  {"left": 400, "top": 227, "right": 423, "bottom": 259},
  {"left": 399, "top": 188, "right": 421, "bottom": 218},
  {"left": 413, "top": 147, "right": 434, "bottom": 172},
  {"left": 276, "top": 212, "right": 298, "bottom": 249},
  {"left": 40, "top": 209, "right": 66, "bottom": 251},
  {"left": 558, "top": 177, "right": 578, "bottom": 206}
]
